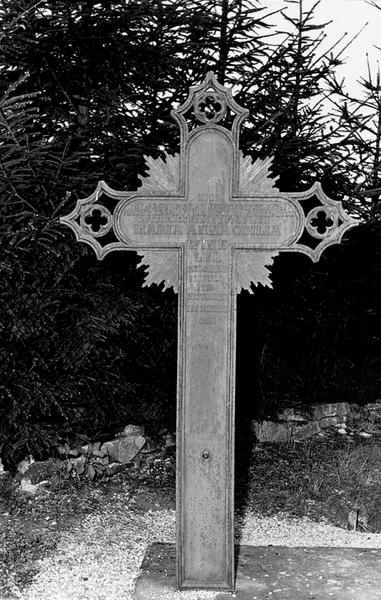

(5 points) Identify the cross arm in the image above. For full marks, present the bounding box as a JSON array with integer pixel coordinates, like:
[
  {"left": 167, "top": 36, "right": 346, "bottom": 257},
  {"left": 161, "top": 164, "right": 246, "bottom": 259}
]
[
  {"left": 60, "top": 148, "right": 184, "bottom": 259},
  {"left": 59, "top": 179, "right": 185, "bottom": 292},
  {"left": 231, "top": 155, "right": 358, "bottom": 294},
  {"left": 281, "top": 182, "right": 358, "bottom": 262},
  {"left": 59, "top": 180, "right": 136, "bottom": 260}
]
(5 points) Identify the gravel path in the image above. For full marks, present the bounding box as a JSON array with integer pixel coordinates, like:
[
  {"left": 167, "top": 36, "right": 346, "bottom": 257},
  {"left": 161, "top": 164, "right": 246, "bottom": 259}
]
[{"left": 8, "top": 495, "right": 381, "bottom": 600}]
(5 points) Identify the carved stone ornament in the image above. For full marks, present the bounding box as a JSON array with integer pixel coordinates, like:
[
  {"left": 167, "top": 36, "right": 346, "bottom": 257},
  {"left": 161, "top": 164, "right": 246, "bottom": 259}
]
[
  {"left": 60, "top": 71, "right": 357, "bottom": 293},
  {"left": 60, "top": 72, "right": 359, "bottom": 593}
]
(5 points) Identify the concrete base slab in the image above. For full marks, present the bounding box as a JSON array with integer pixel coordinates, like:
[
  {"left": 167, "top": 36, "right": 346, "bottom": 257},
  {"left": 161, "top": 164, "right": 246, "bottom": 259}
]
[{"left": 133, "top": 543, "right": 381, "bottom": 599}]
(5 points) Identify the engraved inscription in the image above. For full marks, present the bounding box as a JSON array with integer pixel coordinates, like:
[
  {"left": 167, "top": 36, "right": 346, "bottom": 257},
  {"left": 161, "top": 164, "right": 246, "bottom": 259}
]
[
  {"left": 113, "top": 132, "right": 300, "bottom": 326},
  {"left": 113, "top": 132, "right": 301, "bottom": 332},
  {"left": 114, "top": 198, "right": 187, "bottom": 245},
  {"left": 115, "top": 196, "right": 300, "bottom": 247}
]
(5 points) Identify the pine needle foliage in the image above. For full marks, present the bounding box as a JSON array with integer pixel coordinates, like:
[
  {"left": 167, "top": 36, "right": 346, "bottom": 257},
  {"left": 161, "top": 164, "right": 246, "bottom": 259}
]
[
  {"left": 0, "top": 0, "right": 380, "bottom": 468},
  {"left": 0, "top": 69, "right": 176, "bottom": 470},
  {"left": 327, "top": 59, "right": 381, "bottom": 221}
]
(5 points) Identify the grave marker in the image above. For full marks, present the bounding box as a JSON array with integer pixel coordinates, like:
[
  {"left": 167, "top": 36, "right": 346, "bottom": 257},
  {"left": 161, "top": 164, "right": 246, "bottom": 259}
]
[{"left": 60, "top": 72, "right": 357, "bottom": 591}]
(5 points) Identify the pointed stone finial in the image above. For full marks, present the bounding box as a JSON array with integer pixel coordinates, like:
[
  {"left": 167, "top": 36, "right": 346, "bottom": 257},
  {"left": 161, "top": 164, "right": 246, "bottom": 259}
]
[{"left": 171, "top": 71, "right": 249, "bottom": 150}]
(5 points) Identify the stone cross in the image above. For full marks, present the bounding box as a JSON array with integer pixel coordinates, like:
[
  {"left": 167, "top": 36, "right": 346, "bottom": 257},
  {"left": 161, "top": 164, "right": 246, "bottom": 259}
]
[{"left": 60, "top": 72, "right": 357, "bottom": 592}]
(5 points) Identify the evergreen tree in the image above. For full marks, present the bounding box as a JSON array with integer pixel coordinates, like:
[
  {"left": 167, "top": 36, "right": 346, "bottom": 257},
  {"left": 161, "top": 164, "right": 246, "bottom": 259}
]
[
  {"left": 234, "top": 1, "right": 381, "bottom": 417},
  {"left": 1, "top": 0, "right": 379, "bottom": 467},
  {"left": 327, "top": 60, "right": 381, "bottom": 221},
  {"left": 231, "top": 0, "right": 351, "bottom": 194}
]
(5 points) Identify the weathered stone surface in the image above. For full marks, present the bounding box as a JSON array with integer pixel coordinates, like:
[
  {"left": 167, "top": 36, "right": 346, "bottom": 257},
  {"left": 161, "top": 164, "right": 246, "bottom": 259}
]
[
  {"left": 80, "top": 443, "right": 91, "bottom": 455},
  {"left": 116, "top": 424, "right": 145, "bottom": 438},
  {"left": 92, "top": 448, "right": 107, "bottom": 458},
  {"left": 255, "top": 404, "right": 353, "bottom": 443},
  {"left": 134, "top": 543, "right": 381, "bottom": 600},
  {"left": 253, "top": 420, "right": 320, "bottom": 443},
  {"left": 16, "top": 455, "right": 35, "bottom": 474},
  {"left": 277, "top": 407, "right": 308, "bottom": 422},
  {"left": 22, "top": 458, "right": 64, "bottom": 484},
  {"left": 319, "top": 415, "right": 343, "bottom": 428},
  {"left": 254, "top": 402, "right": 381, "bottom": 443},
  {"left": 105, "top": 462, "right": 126, "bottom": 477},
  {"left": 100, "top": 435, "right": 146, "bottom": 464},
  {"left": 94, "top": 456, "right": 109, "bottom": 466},
  {"left": 80, "top": 441, "right": 106, "bottom": 457},
  {"left": 348, "top": 509, "right": 359, "bottom": 530},
  {"left": 20, "top": 478, "right": 41, "bottom": 496},
  {"left": 253, "top": 421, "right": 292, "bottom": 443},
  {"left": 139, "top": 438, "right": 160, "bottom": 454},
  {"left": 57, "top": 442, "right": 81, "bottom": 457},
  {"left": 311, "top": 402, "right": 350, "bottom": 421},
  {"left": 68, "top": 455, "right": 86, "bottom": 475}
]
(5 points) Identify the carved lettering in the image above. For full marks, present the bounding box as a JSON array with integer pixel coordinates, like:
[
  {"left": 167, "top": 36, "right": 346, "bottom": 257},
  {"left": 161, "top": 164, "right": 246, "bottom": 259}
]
[
  {"left": 193, "top": 250, "right": 222, "bottom": 262},
  {"left": 188, "top": 293, "right": 228, "bottom": 301},
  {"left": 189, "top": 305, "right": 228, "bottom": 313},
  {"left": 197, "top": 316, "right": 217, "bottom": 324},
  {"left": 121, "top": 196, "right": 298, "bottom": 247},
  {"left": 133, "top": 223, "right": 183, "bottom": 236}
]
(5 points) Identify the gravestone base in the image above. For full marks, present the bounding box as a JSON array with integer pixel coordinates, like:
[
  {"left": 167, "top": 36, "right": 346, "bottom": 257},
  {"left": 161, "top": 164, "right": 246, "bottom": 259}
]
[{"left": 133, "top": 543, "right": 381, "bottom": 600}]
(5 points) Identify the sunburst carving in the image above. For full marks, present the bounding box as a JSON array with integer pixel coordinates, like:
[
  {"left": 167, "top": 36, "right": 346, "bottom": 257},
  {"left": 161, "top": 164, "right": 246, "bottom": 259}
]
[
  {"left": 137, "top": 250, "right": 179, "bottom": 292},
  {"left": 239, "top": 153, "right": 279, "bottom": 195},
  {"left": 138, "top": 152, "right": 180, "bottom": 194},
  {"left": 235, "top": 250, "right": 279, "bottom": 293}
]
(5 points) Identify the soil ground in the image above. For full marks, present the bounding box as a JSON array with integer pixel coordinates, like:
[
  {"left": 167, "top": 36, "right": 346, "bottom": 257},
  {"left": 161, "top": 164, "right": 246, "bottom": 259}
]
[{"left": 1, "top": 435, "right": 380, "bottom": 598}]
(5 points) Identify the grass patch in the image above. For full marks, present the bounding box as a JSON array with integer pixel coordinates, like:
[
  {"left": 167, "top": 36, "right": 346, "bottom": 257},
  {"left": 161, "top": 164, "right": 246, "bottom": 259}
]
[{"left": 236, "top": 437, "right": 381, "bottom": 531}]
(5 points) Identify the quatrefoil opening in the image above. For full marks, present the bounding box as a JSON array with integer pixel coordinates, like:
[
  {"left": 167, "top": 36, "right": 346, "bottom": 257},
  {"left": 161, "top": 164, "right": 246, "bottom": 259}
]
[
  {"left": 80, "top": 204, "right": 112, "bottom": 237},
  {"left": 306, "top": 207, "right": 338, "bottom": 239},
  {"left": 171, "top": 72, "right": 249, "bottom": 149},
  {"left": 194, "top": 91, "right": 226, "bottom": 124}
]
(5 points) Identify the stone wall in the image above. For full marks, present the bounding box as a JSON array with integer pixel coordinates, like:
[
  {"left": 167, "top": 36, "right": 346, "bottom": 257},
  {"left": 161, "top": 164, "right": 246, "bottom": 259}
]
[{"left": 253, "top": 401, "right": 381, "bottom": 443}]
